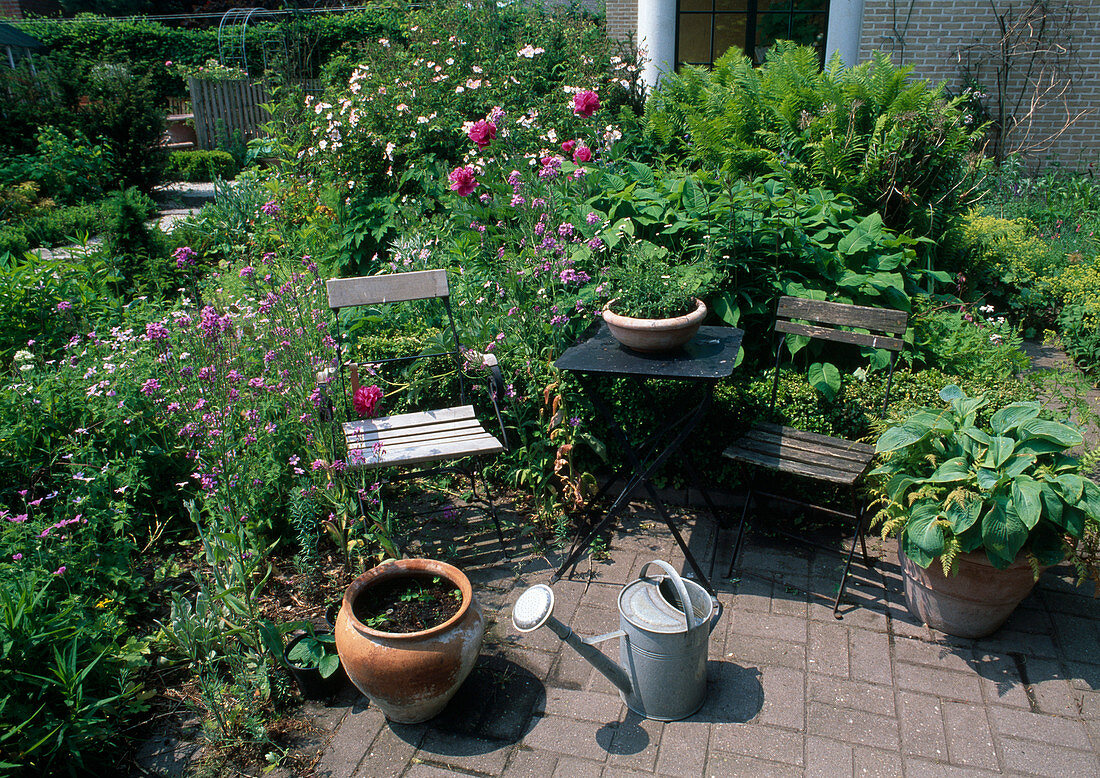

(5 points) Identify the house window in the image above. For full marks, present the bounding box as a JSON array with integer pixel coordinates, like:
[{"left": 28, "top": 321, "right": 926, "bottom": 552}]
[{"left": 677, "top": 0, "right": 829, "bottom": 68}]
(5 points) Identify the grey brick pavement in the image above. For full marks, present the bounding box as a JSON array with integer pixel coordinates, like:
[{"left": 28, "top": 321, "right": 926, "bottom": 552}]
[{"left": 312, "top": 505, "right": 1100, "bottom": 777}]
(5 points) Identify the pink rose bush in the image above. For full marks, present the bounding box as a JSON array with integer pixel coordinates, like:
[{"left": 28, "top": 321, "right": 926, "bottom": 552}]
[
  {"left": 573, "top": 90, "right": 600, "bottom": 118},
  {"left": 353, "top": 384, "right": 384, "bottom": 417},
  {"left": 467, "top": 119, "right": 497, "bottom": 149},
  {"left": 449, "top": 166, "right": 479, "bottom": 196}
]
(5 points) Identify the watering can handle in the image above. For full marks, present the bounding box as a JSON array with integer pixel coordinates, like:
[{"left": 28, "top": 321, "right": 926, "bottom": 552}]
[{"left": 638, "top": 560, "right": 697, "bottom": 630}]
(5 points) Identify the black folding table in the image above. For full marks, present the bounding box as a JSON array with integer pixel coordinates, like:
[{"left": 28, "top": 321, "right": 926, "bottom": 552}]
[{"left": 550, "top": 323, "right": 744, "bottom": 594}]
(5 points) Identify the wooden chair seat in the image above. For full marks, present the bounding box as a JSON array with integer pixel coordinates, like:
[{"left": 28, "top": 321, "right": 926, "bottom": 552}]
[
  {"left": 344, "top": 405, "right": 504, "bottom": 470},
  {"left": 723, "top": 422, "right": 875, "bottom": 487}
]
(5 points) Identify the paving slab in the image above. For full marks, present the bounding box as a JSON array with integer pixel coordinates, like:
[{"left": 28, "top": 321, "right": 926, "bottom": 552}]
[{"left": 311, "top": 499, "right": 1100, "bottom": 777}]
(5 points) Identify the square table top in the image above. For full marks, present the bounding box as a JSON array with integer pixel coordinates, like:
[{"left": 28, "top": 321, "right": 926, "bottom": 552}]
[{"left": 554, "top": 323, "right": 744, "bottom": 380}]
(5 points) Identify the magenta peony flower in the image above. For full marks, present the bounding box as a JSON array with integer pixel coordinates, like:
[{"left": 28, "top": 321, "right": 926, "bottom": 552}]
[
  {"left": 573, "top": 90, "right": 600, "bottom": 118},
  {"left": 353, "top": 384, "right": 383, "bottom": 418},
  {"left": 448, "top": 166, "right": 478, "bottom": 196},
  {"left": 573, "top": 144, "right": 592, "bottom": 163},
  {"left": 467, "top": 119, "right": 497, "bottom": 149},
  {"left": 560, "top": 139, "right": 576, "bottom": 156}
]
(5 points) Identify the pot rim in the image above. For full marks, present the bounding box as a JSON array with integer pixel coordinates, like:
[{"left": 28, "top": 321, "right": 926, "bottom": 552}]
[
  {"left": 342, "top": 558, "right": 473, "bottom": 640},
  {"left": 602, "top": 297, "right": 706, "bottom": 330}
]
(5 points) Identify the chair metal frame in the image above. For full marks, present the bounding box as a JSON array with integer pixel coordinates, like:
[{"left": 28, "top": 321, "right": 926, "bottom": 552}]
[
  {"left": 721, "top": 296, "right": 908, "bottom": 617},
  {"left": 325, "top": 269, "right": 510, "bottom": 553}
]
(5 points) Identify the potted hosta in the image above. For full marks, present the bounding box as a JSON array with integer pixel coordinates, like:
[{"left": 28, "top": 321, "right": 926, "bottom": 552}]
[
  {"left": 334, "top": 558, "right": 485, "bottom": 723},
  {"left": 602, "top": 240, "right": 723, "bottom": 353},
  {"left": 870, "top": 385, "right": 1100, "bottom": 638},
  {"left": 284, "top": 627, "right": 348, "bottom": 700}
]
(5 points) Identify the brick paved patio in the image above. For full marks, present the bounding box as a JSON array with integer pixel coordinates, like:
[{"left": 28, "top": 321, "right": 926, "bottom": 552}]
[{"left": 311, "top": 503, "right": 1100, "bottom": 778}]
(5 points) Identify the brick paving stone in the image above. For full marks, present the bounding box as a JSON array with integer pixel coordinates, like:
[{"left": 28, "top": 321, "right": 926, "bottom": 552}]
[
  {"left": 507, "top": 647, "right": 555, "bottom": 680},
  {"left": 538, "top": 688, "right": 625, "bottom": 723},
  {"left": 727, "top": 610, "right": 808, "bottom": 644},
  {"left": 809, "top": 675, "right": 895, "bottom": 717},
  {"left": 1063, "top": 660, "right": 1100, "bottom": 693},
  {"left": 503, "top": 747, "right": 560, "bottom": 777},
  {"left": 652, "top": 720, "right": 710, "bottom": 778},
  {"left": 605, "top": 715, "right": 663, "bottom": 771},
  {"left": 758, "top": 666, "right": 806, "bottom": 731},
  {"left": 895, "top": 663, "right": 984, "bottom": 704},
  {"left": 852, "top": 744, "right": 904, "bottom": 777},
  {"left": 598, "top": 766, "right": 656, "bottom": 778},
  {"left": 808, "top": 621, "right": 850, "bottom": 679},
  {"left": 551, "top": 643, "right": 599, "bottom": 691},
  {"left": 894, "top": 636, "right": 974, "bottom": 673},
  {"left": 709, "top": 721, "right": 804, "bottom": 767},
  {"left": 804, "top": 735, "right": 852, "bottom": 777},
  {"left": 351, "top": 724, "right": 420, "bottom": 778},
  {"left": 726, "top": 632, "right": 806, "bottom": 670},
  {"left": 1025, "top": 658, "right": 1086, "bottom": 717},
  {"left": 316, "top": 702, "right": 385, "bottom": 778},
  {"left": 523, "top": 716, "right": 610, "bottom": 762},
  {"left": 417, "top": 732, "right": 511, "bottom": 775},
  {"left": 697, "top": 660, "right": 764, "bottom": 723},
  {"left": 402, "top": 765, "right": 470, "bottom": 778},
  {"left": 903, "top": 757, "right": 1003, "bottom": 777},
  {"left": 998, "top": 603, "right": 1055, "bottom": 634},
  {"left": 806, "top": 700, "right": 899, "bottom": 749},
  {"left": 898, "top": 690, "right": 947, "bottom": 759},
  {"left": 704, "top": 750, "right": 801, "bottom": 778},
  {"left": 848, "top": 628, "right": 893, "bottom": 687},
  {"left": 1053, "top": 615, "right": 1100, "bottom": 664},
  {"left": 998, "top": 737, "right": 1100, "bottom": 777},
  {"left": 975, "top": 629, "right": 1059, "bottom": 659},
  {"left": 989, "top": 705, "right": 1092, "bottom": 749},
  {"left": 970, "top": 652, "right": 1031, "bottom": 710},
  {"left": 552, "top": 755, "right": 604, "bottom": 778},
  {"left": 942, "top": 702, "right": 998, "bottom": 770}
]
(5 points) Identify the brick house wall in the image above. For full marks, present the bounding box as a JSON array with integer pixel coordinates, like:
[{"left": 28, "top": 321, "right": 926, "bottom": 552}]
[
  {"left": 607, "top": 0, "right": 636, "bottom": 43},
  {"left": 860, "top": 0, "right": 1099, "bottom": 166},
  {"left": 0, "top": 0, "right": 23, "bottom": 20}
]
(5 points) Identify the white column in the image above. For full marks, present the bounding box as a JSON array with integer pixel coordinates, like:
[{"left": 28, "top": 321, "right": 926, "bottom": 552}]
[
  {"left": 825, "top": 0, "right": 866, "bottom": 67},
  {"left": 637, "top": 0, "right": 677, "bottom": 91}
]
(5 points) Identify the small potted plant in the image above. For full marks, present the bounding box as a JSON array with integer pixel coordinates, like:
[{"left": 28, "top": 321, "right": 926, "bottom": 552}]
[
  {"left": 602, "top": 240, "right": 723, "bottom": 353},
  {"left": 335, "top": 558, "right": 484, "bottom": 723},
  {"left": 267, "top": 622, "right": 348, "bottom": 700},
  {"left": 869, "top": 385, "right": 1100, "bottom": 637}
]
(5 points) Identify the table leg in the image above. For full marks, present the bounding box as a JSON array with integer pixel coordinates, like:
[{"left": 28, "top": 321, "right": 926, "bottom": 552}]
[{"left": 550, "top": 378, "right": 717, "bottom": 594}]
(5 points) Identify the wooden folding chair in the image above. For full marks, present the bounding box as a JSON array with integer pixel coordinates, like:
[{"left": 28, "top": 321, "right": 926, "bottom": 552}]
[
  {"left": 325, "top": 269, "right": 509, "bottom": 552},
  {"left": 721, "top": 296, "right": 908, "bottom": 617}
]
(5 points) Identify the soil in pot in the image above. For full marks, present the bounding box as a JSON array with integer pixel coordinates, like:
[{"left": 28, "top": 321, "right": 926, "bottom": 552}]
[{"left": 352, "top": 574, "right": 461, "bottom": 633}]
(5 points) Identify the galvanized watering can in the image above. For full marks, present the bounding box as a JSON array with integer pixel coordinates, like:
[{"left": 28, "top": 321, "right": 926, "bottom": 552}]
[{"left": 511, "top": 560, "right": 721, "bottom": 721}]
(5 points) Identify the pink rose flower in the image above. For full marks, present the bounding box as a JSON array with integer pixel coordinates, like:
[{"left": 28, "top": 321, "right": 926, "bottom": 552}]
[
  {"left": 572, "top": 144, "right": 592, "bottom": 163},
  {"left": 573, "top": 90, "right": 600, "bottom": 118},
  {"left": 467, "top": 119, "right": 497, "bottom": 149},
  {"left": 561, "top": 139, "right": 576, "bottom": 156},
  {"left": 448, "top": 166, "right": 478, "bottom": 196},
  {"left": 353, "top": 385, "right": 383, "bottom": 418}
]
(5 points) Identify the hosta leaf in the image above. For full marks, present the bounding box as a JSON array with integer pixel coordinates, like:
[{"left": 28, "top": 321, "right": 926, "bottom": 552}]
[
  {"left": 808, "top": 362, "right": 841, "bottom": 401},
  {"left": 906, "top": 501, "right": 945, "bottom": 557},
  {"left": 1011, "top": 477, "right": 1042, "bottom": 530},
  {"left": 1039, "top": 482, "right": 1064, "bottom": 527},
  {"left": 1015, "top": 439, "right": 1067, "bottom": 456},
  {"left": 1079, "top": 479, "right": 1100, "bottom": 520},
  {"left": 1052, "top": 473, "right": 1085, "bottom": 503},
  {"left": 982, "top": 500, "right": 1028, "bottom": 568},
  {"left": 1060, "top": 504, "right": 1087, "bottom": 538},
  {"left": 712, "top": 294, "right": 741, "bottom": 326},
  {"left": 945, "top": 496, "right": 981, "bottom": 535},
  {"left": 976, "top": 468, "right": 1001, "bottom": 491},
  {"left": 939, "top": 384, "right": 966, "bottom": 402},
  {"left": 929, "top": 457, "right": 970, "bottom": 483},
  {"left": 986, "top": 436, "right": 1016, "bottom": 469},
  {"left": 1002, "top": 454, "right": 1036, "bottom": 479},
  {"left": 962, "top": 427, "right": 991, "bottom": 446},
  {"left": 1017, "top": 418, "right": 1083, "bottom": 448},
  {"left": 990, "top": 402, "right": 1042, "bottom": 436},
  {"left": 1028, "top": 521, "right": 1068, "bottom": 566},
  {"left": 876, "top": 421, "right": 932, "bottom": 453}
]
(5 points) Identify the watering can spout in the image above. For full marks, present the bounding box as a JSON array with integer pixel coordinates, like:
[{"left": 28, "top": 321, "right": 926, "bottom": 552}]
[{"left": 511, "top": 584, "right": 634, "bottom": 697}]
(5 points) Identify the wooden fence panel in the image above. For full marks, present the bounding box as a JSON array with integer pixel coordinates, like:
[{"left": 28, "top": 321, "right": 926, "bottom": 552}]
[{"left": 188, "top": 78, "right": 319, "bottom": 150}]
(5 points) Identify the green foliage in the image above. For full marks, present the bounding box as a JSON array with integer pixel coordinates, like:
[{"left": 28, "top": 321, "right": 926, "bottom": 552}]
[
  {"left": 0, "top": 127, "right": 116, "bottom": 205},
  {"left": 165, "top": 150, "right": 239, "bottom": 183},
  {"left": 285, "top": 630, "right": 340, "bottom": 679},
  {"left": 870, "top": 385, "right": 1098, "bottom": 573},
  {"left": 604, "top": 239, "right": 723, "bottom": 318},
  {"left": 905, "top": 303, "right": 1029, "bottom": 383},
  {"left": 102, "top": 187, "right": 175, "bottom": 298},
  {"left": 645, "top": 44, "right": 984, "bottom": 239}
]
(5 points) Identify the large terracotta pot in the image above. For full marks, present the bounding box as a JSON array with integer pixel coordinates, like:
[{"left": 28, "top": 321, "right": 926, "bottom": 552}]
[
  {"left": 899, "top": 545, "right": 1042, "bottom": 639},
  {"left": 602, "top": 298, "right": 706, "bottom": 353},
  {"left": 335, "top": 558, "right": 485, "bottom": 723}
]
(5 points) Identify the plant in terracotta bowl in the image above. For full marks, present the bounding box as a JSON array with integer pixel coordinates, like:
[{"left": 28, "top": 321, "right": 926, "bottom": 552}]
[
  {"left": 869, "top": 385, "right": 1100, "bottom": 637},
  {"left": 602, "top": 239, "right": 723, "bottom": 353}
]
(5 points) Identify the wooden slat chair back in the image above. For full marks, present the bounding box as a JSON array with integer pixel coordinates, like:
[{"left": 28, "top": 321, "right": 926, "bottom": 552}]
[
  {"left": 722, "top": 296, "right": 908, "bottom": 617},
  {"left": 325, "top": 269, "right": 508, "bottom": 551}
]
